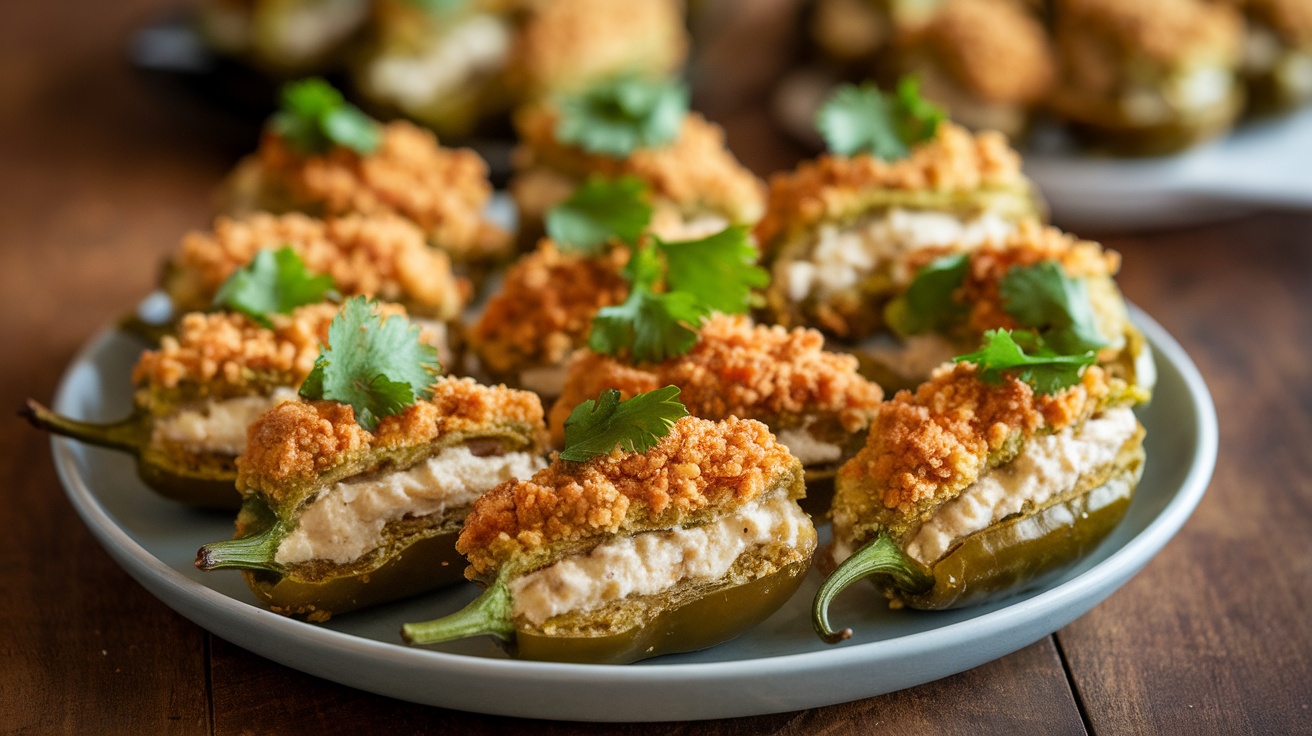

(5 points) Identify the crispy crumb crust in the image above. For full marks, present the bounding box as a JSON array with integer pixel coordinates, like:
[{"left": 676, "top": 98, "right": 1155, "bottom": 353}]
[
  {"left": 164, "top": 212, "right": 468, "bottom": 320},
  {"left": 512, "top": 105, "right": 766, "bottom": 226},
  {"left": 917, "top": 0, "right": 1054, "bottom": 104},
  {"left": 547, "top": 314, "right": 885, "bottom": 445},
  {"left": 458, "top": 415, "right": 802, "bottom": 577},
  {"left": 753, "top": 122, "right": 1028, "bottom": 251},
  {"left": 236, "top": 377, "right": 548, "bottom": 512},
  {"left": 471, "top": 240, "right": 630, "bottom": 376},
  {"left": 132, "top": 302, "right": 408, "bottom": 408},
  {"left": 505, "top": 0, "right": 688, "bottom": 98},
  {"left": 833, "top": 362, "right": 1113, "bottom": 540},
  {"left": 241, "top": 120, "right": 509, "bottom": 262},
  {"left": 1053, "top": 0, "right": 1242, "bottom": 67}
]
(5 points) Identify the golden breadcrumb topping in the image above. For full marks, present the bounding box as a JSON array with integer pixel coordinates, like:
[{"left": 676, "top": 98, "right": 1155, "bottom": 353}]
[
  {"left": 506, "top": 0, "right": 687, "bottom": 98},
  {"left": 257, "top": 120, "right": 509, "bottom": 261},
  {"left": 753, "top": 122, "right": 1025, "bottom": 248},
  {"left": 923, "top": 0, "right": 1054, "bottom": 104},
  {"left": 458, "top": 415, "right": 797, "bottom": 576},
  {"left": 237, "top": 377, "right": 547, "bottom": 497},
  {"left": 547, "top": 314, "right": 884, "bottom": 443},
  {"left": 1055, "top": 0, "right": 1242, "bottom": 65},
  {"left": 471, "top": 240, "right": 630, "bottom": 375},
  {"left": 513, "top": 106, "right": 766, "bottom": 225},
  {"left": 904, "top": 222, "right": 1121, "bottom": 336},
  {"left": 133, "top": 302, "right": 406, "bottom": 395},
  {"left": 839, "top": 362, "right": 1110, "bottom": 517},
  {"left": 165, "top": 212, "right": 468, "bottom": 320}
]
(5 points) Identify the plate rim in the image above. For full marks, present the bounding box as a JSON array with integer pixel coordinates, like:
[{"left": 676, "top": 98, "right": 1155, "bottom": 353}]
[{"left": 49, "top": 306, "right": 1218, "bottom": 721}]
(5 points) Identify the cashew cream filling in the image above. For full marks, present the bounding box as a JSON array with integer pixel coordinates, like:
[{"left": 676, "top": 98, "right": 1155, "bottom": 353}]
[
  {"left": 367, "top": 14, "right": 511, "bottom": 108},
  {"left": 155, "top": 387, "right": 300, "bottom": 456},
  {"left": 775, "top": 425, "right": 843, "bottom": 467},
  {"left": 275, "top": 446, "right": 546, "bottom": 566},
  {"left": 510, "top": 495, "right": 811, "bottom": 627},
  {"left": 785, "top": 209, "right": 1016, "bottom": 303}
]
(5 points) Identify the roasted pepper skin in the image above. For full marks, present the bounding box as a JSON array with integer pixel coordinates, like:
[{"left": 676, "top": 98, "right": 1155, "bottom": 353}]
[{"left": 23, "top": 399, "right": 242, "bottom": 510}]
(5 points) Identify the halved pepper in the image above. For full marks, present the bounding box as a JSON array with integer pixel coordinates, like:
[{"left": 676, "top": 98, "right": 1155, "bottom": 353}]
[
  {"left": 813, "top": 360, "right": 1146, "bottom": 641},
  {"left": 196, "top": 377, "right": 549, "bottom": 620},
  {"left": 402, "top": 414, "right": 816, "bottom": 663}
]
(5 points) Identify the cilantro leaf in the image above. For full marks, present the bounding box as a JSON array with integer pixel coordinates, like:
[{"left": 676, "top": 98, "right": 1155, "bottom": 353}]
[
  {"left": 816, "top": 77, "right": 944, "bottom": 160},
  {"left": 886, "top": 252, "right": 969, "bottom": 335},
  {"left": 954, "top": 330, "right": 1095, "bottom": 395},
  {"left": 560, "top": 386, "right": 688, "bottom": 462},
  {"left": 211, "top": 247, "right": 336, "bottom": 327},
  {"left": 298, "top": 297, "right": 440, "bottom": 431},
  {"left": 272, "top": 78, "right": 381, "bottom": 156},
  {"left": 555, "top": 75, "right": 689, "bottom": 157},
  {"left": 1000, "top": 261, "right": 1108, "bottom": 355},
  {"left": 658, "top": 226, "right": 767, "bottom": 315},
  {"left": 589, "top": 290, "right": 708, "bottom": 364},
  {"left": 545, "top": 176, "right": 653, "bottom": 254}
]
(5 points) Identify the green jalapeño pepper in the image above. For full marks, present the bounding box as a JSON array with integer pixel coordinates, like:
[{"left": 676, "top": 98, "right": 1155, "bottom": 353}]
[
  {"left": 813, "top": 357, "right": 1146, "bottom": 642},
  {"left": 196, "top": 378, "right": 550, "bottom": 621},
  {"left": 402, "top": 400, "right": 816, "bottom": 664}
]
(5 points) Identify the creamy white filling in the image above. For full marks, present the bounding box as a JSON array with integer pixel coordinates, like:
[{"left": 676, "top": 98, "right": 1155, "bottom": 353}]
[
  {"left": 271, "top": 0, "right": 369, "bottom": 63},
  {"left": 650, "top": 213, "right": 732, "bottom": 242},
  {"left": 367, "top": 14, "right": 511, "bottom": 108},
  {"left": 775, "top": 426, "right": 843, "bottom": 466},
  {"left": 785, "top": 210, "right": 1016, "bottom": 303},
  {"left": 155, "top": 387, "right": 299, "bottom": 455},
  {"left": 275, "top": 446, "right": 546, "bottom": 566},
  {"left": 904, "top": 407, "right": 1137, "bottom": 565},
  {"left": 411, "top": 318, "right": 454, "bottom": 372},
  {"left": 1123, "top": 66, "right": 1231, "bottom": 123},
  {"left": 510, "top": 495, "right": 810, "bottom": 627},
  {"left": 519, "top": 363, "right": 570, "bottom": 399}
]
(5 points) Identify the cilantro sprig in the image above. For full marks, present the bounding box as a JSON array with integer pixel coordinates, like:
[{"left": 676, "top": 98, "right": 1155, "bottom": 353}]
[
  {"left": 299, "top": 297, "right": 441, "bottom": 431},
  {"left": 588, "top": 226, "right": 766, "bottom": 363},
  {"left": 816, "top": 77, "right": 944, "bottom": 160},
  {"left": 212, "top": 247, "right": 336, "bottom": 327},
  {"left": 555, "top": 75, "right": 689, "bottom": 157},
  {"left": 954, "top": 330, "right": 1096, "bottom": 395},
  {"left": 560, "top": 386, "right": 689, "bottom": 462},
  {"left": 886, "top": 252, "right": 969, "bottom": 336},
  {"left": 545, "top": 176, "right": 653, "bottom": 254},
  {"left": 272, "top": 78, "right": 381, "bottom": 156},
  {"left": 1000, "top": 262, "right": 1109, "bottom": 355}
]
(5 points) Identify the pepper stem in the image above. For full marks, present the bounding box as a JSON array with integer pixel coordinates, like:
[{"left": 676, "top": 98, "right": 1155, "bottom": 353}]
[
  {"left": 812, "top": 532, "right": 934, "bottom": 644},
  {"left": 21, "top": 399, "right": 149, "bottom": 455},
  {"left": 401, "top": 580, "right": 515, "bottom": 646},
  {"left": 196, "top": 524, "right": 284, "bottom": 573}
]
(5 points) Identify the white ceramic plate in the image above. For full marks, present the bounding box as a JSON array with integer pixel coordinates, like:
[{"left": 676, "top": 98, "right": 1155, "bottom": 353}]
[{"left": 49, "top": 308, "right": 1216, "bottom": 722}]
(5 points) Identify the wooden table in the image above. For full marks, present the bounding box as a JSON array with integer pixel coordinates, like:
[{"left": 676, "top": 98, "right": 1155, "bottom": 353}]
[{"left": 4, "top": 1, "right": 1310, "bottom": 733}]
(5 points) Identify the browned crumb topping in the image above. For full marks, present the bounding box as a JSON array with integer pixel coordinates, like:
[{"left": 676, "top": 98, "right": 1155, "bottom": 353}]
[
  {"left": 753, "top": 122, "right": 1025, "bottom": 248},
  {"left": 237, "top": 377, "right": 547, "bottom": 496},
  {"left": 905, "top": 222, "right": 1121, "bottom": 336},
  {"left": 513, "top": 105, "right": 766, "bottom": 225},
  {"left": 257, "top": 120, "right": 509, "bottom": 261},
  {"left": 132, "top": 302, "right": 407, "bottom": 395},
  {"left": 922, "top": 0, "right": 1054, "bottom": 104},
  {"left": 165, "top": 212, "right": 468, "bottom": 320},
  {"left": 505, "top": 0, "right": 688, "bottom": 98},
  {"left": 458, "top": 415, "right": 796, "bottom": 576},
  {"left": 547, "top": 314, "right": 885, "bottom": 443},
  {"left": 471, "top": 240, "right": 630, "bottom": 375},
  {"left": 839, "top": 362, "right": 1109, "bottom": 517},
  {"left": 1055, "top": 0, "right": 1242, "bottom": 66}
]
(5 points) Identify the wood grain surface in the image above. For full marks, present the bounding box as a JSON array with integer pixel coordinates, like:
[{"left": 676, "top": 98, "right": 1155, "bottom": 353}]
[{"left": 2, "top": 1, "right": 1309, "bottom": 734}]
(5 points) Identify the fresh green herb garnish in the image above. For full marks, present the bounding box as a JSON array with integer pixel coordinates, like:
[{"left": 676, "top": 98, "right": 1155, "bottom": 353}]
[
  {"left": 555, "top": 75, "right": 689, "bottom": 157},
  {"left": 816, "top": 77, "right": 944, "bottom": 160},
  {"left": 299, "top": 297, "right": 440, "bottom": 431},
  {"left": 587, "top": 226, "right": 766, "bottom": 363},
  {"left": 1001, "top": 262, "right": 1108, "bottom": 355},
  {"left": 560, "top": 386, "right": 689, "bottom": 462},
  {"left": 887, "top": 252, "right": 969, "bottom": 335},
  {"left": 660, "top": 226, "right": 768, "bottom": 315},
  {"left": 211, "top": 247, "right": 336, "bottom": 328},
  {"left": 401, "top": 0, "right": 466, "bottom": 14},
  {"left": 954, "top": 329, "right": 1095, "bottom": 395},
  {"left": 545, "top": 176, "right": 653, "bottom": 254},
  {"left": 272, "top": 78, "right": 381, "bottom": 156}
]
